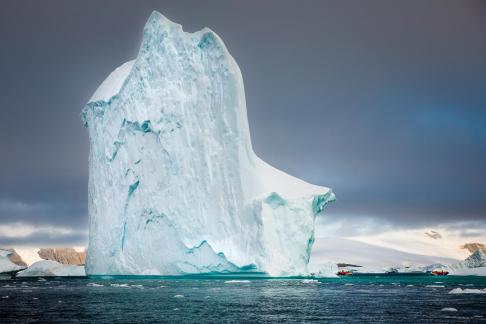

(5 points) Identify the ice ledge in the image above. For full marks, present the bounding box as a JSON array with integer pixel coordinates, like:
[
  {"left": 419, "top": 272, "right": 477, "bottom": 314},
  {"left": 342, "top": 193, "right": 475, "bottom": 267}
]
[{"left": 89, "top": 60, "right": 135, "bottom": 103}]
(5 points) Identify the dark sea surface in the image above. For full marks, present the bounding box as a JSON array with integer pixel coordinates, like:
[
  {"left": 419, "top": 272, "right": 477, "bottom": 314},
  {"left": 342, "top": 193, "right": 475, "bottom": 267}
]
[{"left": 1, "top": 275, "right": 486, "bottom": 323}]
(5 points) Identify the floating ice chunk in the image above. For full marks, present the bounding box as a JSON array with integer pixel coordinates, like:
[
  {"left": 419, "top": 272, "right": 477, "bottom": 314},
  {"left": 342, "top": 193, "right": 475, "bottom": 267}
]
[
  {"left": 449, "top": 288, "right": 486, "bottom": 294},
  {"left": 224, "top": 280, "right": 250, "bottom": 284}
]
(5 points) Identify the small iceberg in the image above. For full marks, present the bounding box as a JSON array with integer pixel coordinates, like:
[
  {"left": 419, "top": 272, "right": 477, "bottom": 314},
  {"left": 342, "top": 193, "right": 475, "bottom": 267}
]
[{"left": 16, "top": 260, "right": 85, "bottom": 277}]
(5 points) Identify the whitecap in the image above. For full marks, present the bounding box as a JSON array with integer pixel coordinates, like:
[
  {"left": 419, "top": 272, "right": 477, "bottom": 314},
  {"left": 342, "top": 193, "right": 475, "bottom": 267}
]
[
  {"left": 344, "top": 283, "right": 354, "bottom": 286},
  {"left": 426, "top": 285, "right": 445, "bottom": 288},
  {"left": 110, "top": 283, "right": 129, "bottom": 288},
  {"left": 441, "top": 307, "right": 457, "bottom": 312},
  {"left": 87, "top": 283, "right": 104, "bottom": 287},
  {"left": 174, "top": 295, "right": 184, "bottom": 298}
]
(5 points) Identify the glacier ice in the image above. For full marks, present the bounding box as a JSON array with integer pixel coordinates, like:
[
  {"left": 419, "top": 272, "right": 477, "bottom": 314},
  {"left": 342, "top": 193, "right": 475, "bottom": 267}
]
[{"left": 81, "top": 11, "right": 335, "bottom": 276}]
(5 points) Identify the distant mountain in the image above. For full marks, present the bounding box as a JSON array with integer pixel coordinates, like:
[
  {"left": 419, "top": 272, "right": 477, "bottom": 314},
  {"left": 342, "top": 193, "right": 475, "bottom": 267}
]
[
  {"left": 448, "top": 250, "right": 486, "bottom": 276},
  {"left": 464, "top": 250, "right": 486, "bottom": 268},
  {"left": 461, "top": 243, "right": 486, "bottom": 255},
  {"left": 38, "top": 248, "right": 86, "bottom": 265},
  {"left": 310, "top": 237, "right": 458, "bottom": 272}
]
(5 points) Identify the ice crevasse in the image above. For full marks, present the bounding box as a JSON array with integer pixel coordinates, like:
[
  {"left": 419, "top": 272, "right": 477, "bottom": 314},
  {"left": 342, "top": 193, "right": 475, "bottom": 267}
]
[{"left": 81, "top": 11, "right": 335, "bottom": 276}]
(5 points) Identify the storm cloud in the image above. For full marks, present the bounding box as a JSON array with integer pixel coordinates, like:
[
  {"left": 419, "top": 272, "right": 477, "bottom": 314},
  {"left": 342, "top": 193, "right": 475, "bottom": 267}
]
[{"left": 1, "top": 0, "right": 485, "bottom": 245}]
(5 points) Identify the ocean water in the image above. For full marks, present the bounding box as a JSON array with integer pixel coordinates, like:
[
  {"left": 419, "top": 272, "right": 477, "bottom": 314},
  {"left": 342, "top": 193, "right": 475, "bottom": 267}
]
[{"left": 1, "top": 275, "right": 486, "bottom": 323}]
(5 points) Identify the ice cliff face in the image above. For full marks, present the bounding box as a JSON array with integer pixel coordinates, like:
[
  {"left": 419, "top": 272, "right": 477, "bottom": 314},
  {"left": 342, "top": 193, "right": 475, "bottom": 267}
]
[{"left": 81, "top": 11, "right": 335, "bottom": 276}]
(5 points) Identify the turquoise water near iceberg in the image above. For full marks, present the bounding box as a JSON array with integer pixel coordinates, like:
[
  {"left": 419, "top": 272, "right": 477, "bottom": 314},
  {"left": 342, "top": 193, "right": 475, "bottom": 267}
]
[{"left": 1, "top": 275, "right": 486, "bottom": 323}]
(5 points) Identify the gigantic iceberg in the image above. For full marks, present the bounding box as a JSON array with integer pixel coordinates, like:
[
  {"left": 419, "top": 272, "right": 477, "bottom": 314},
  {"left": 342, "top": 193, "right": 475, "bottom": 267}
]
[{"left": 81, "top": 11, "right": 335, "bottom": 276}]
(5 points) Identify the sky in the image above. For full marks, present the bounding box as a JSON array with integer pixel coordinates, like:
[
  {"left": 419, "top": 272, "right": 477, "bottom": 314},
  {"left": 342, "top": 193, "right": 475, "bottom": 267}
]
[{"left": 1, "top": 0, "right": 485, "bottom": 249}]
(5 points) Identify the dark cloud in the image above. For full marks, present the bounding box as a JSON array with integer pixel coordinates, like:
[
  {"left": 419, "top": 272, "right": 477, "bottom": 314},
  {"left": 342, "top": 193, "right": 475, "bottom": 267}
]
[
  {"left": 0, "top": 230, "right": 87, "bottom": 247},
  {"left": 0, "top": 0, "right": 485, "bottom": 245}
]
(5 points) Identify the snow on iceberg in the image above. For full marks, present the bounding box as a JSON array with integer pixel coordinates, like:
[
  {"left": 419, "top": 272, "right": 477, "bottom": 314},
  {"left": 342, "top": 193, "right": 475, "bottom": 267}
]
[
  {"left": 16, "top": 260, "right": 86, "bottom": 277},
  {"left": 81, "top": 11, "right": 334, "bottom": 277}
]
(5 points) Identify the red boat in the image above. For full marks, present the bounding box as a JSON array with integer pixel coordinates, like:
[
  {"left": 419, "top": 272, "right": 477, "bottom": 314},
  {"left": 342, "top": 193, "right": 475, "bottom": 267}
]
[
  {"left": 431, "top": 269, "right": 449, "bottom": 276},
  {"left": 337, "top": 270, "right": 352, "bottom": 276}
]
